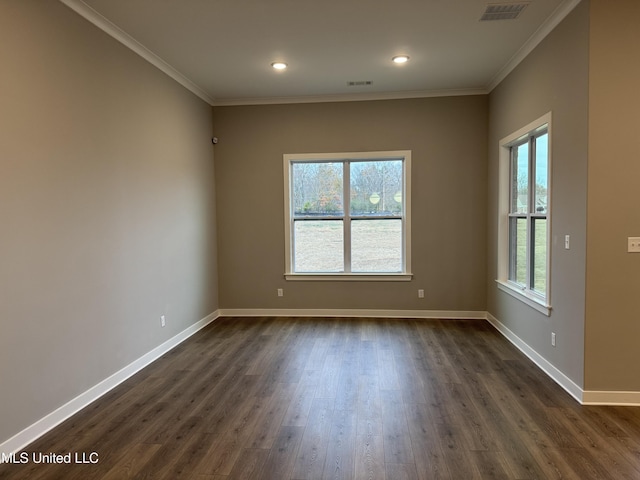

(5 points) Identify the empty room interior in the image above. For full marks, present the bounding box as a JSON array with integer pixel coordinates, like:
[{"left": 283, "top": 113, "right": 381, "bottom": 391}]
[{"left": 2, "top": 0, "right": 640, "bottom": 478}]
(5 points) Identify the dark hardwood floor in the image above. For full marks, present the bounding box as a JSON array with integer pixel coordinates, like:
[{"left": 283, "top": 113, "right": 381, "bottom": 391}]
[{"left": 2, "top": 316, "right": 640, "bottom": 479}]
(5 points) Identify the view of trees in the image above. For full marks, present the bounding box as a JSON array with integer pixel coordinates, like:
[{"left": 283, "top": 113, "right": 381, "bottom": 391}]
[
  {"left": 511, "top": 133, "right": 548, "bottom": 214},
  {"left": 292, "top": 160, "right": 403, "bottom": 216},
  {"left": 293, "top": 162, "right": 343, "bottom": 214}
]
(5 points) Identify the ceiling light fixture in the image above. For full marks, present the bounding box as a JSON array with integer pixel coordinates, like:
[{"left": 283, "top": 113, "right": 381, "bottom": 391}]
[
  {"left": 271, "top": 62, "right": 288, "bottom": 70},
  {"left": 392, "top": 55, "right": 410, "bottom": 64}
]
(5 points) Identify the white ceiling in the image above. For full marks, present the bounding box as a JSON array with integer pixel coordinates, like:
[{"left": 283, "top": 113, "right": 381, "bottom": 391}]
[{"left": 60, "top": 0, "right": 581, "bottom": 106}]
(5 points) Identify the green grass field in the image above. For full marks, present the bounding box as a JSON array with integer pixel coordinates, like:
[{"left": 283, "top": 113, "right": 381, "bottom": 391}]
[{"left": 514, "top": 218, "right": 547, "bottom": 294}]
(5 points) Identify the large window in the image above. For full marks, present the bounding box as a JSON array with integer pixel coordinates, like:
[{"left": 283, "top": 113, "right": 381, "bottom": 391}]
[
  {"left": 284, "top": 151, "right": 411, "bottom": 280},
  {"left": 498, "top": 113, "right": 551, "bottom": 314}
]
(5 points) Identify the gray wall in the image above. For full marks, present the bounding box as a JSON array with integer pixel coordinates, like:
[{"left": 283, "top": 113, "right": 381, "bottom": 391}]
[
  {"left": 487, "top": 1, "right": 589, "bottom": 387},
  {"left": 585, "top": 0, "right": 640, "bottom": 391},
  {"left": 213, "top": 97, "right": 488, "bottom": 311},
  {"left": 0, "top": 2, "right": 218, "bottom": 445}
]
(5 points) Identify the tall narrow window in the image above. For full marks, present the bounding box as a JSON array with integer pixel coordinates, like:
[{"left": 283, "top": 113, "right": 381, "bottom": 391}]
[
  {"left": 509, "top": 131, "right": 548, "bottom": 293},
  {"left": 498, "top": 113, "right": 551, "bottom": 314},
  {"left": 284, "top": 151, "right": 411, "bottom": 281}
]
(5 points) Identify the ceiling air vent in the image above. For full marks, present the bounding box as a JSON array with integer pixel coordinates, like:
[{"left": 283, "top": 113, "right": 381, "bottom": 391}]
[
  {"left": 480, "top": 2, "right": 529, "bottom": 21},
  {"left": 347, "top": 81, "right": 373, "bottom": 87}
]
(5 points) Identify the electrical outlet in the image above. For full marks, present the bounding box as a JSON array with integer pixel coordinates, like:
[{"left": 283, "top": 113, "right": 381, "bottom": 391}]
[
  {"left": 564, "top": 235, "right": 570, "bottom": 250},
  {"left": 418, "top": 289, "right": 425, "bottom": 298},
  {"left": 161, "top": 315, "right": 166, "bottom": 327},
  {"left": 628, "top": 237, "right": 640, "bottom": 253},
  {"left": 277, "top": 288, "right": 284, "bottom": 297},
  {"left": 551, "top": 332, "right": 556, "bottom": 347}
]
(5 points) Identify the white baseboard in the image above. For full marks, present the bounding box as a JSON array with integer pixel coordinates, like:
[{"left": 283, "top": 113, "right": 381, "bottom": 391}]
[
  {"left": 5, "top": 307, "right": 639, "bottom": 458},
  {"left": 581, "top": 391, "right": 640, "bottom": 406},
  {"left": 485, "top": 312, "right": 584, "bottom": 403},
  {"left": 0, "top": 310, "right": 221, "bottom": 459},
  {"left": 486, "top": 312, "right": 640, "bottom": 406},
  {"left": 218, "top": 308, "right": 487, "bottom": 319}
]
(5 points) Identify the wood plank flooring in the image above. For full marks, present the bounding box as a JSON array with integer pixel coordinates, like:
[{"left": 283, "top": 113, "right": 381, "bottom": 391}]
[{"left": 2, "top": 316, "right": 640, "bottom": 479}]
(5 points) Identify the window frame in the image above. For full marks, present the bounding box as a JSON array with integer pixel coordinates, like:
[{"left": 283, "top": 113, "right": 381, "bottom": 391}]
[
  {"left": 283, "top": 151, "right": 412, "bottom": 281},
  {"left": 497, "top": 113, "right": 552, "bottom": 315}
]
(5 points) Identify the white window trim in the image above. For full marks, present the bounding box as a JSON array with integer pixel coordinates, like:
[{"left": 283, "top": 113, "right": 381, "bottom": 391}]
[
  {"left": 283, "top": 150, "right": 412, "bottom": 281},
  {"left": 285, "top": 273, "right": 412, "bottom": 281},
  {"left": 497, "top": 113, "right": 552, "bottom": 316}
]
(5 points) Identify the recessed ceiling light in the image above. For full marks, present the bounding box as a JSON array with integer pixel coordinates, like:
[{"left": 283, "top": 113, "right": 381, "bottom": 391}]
[
  {"left": 392, "top": 55, "right": 410, "bottom": 64},
  {"left": 271, "top": 62, "right": 288, "bottom": 70}
]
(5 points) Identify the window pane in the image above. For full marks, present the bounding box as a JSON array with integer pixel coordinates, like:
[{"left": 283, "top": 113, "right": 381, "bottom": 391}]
[
  {"left": 511, "top": 143, "right": 529, "bottom": 214},
  {"left": 534, "top": 133, "right": 548, "bottom": 214},
  {"left": 351, "top": 219, "right": 402, "bottom": 272},
  {"left": 292, "top": 162, "right": 343, "bottom": 216},
  {"left": 532, "top": 218, "right": 547, "bottom": 294},
  {"left": 350, "top": 160, "right": 403, "bottom": 216},
  {"left": 509, "top": 217, "right": 527, "bottom": 285},
  {"left": 294, "top": 220, "right": 343, "bottom": 272}
]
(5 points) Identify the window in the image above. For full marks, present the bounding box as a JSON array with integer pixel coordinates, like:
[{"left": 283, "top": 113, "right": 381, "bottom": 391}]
[
  {"left": 284, "top": 151, "right": 411, "bottom": 280},
  {"left": 497, "top": 113, "right": 551, "bottom": 314}
]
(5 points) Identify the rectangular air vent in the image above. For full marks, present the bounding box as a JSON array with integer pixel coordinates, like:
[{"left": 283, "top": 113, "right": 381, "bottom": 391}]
[
  {"left": 347, "top": 81, "right": 373, "bottom": 87},
  {"left": 480, "top": 2, "right": 529, "bottom": 21}
]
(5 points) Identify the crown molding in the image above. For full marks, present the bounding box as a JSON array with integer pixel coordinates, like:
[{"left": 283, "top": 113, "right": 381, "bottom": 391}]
[
  {"left": 487, "top": 0, "right": 583, "bottom": 92},
  {"left": 58, "top": 0, "right": 214, "bottom": 105},
  {"left": 59, "top": 0, "right": 581, "bottom": 107},
  {"left": 211, "top": 87, "right": 488, "bottom": 107}
]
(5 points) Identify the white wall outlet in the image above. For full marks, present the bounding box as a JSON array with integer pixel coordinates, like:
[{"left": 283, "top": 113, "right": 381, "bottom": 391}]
[
  {"left": 277, "top": 288, "right": 284, "bottom": 297},
  {"left": 628, "top": 237, "right": 640, "bottom": 253},
  {"left": 551, "top": 332, "right": 556, "bottom": 347},
  {"left": 161, "top": 315, "right": 166, "bottom": 327},
  {"left": 418, "top": 289, "right": 425, "bottom": 298},
  {"left": 564, "top": 235, "right": 570, "bottom": 250}
]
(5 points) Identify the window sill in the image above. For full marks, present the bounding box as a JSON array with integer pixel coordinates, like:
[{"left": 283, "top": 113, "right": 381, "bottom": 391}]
[
  {"left": 496, "top": 280, "right": 551, "bottom": 316},
  {"left": 285, "top": 273, "right": 413, "bottom": 282}
]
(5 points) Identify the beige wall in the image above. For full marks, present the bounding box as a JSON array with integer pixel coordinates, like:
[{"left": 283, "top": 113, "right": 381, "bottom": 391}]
[
  {"left": 487, "top": 2, "right": 589, "bottom": 387},
  {"left": 0, "top": 2, "right": 218, "bottom": 445},
  {"left": 585, "top": 0, "right": 640, "bottom": 391},
  {"left": 213, "top": 97, "right": 488, "bottom": 311}
]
